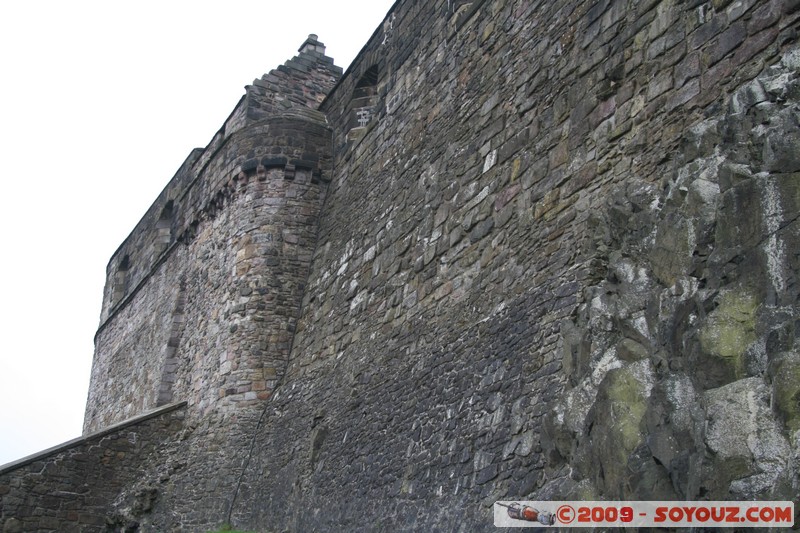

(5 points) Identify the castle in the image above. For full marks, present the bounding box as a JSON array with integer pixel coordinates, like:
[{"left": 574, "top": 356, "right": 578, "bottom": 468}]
[{"left": 3, "top": 0, "right": 800, "bottom": 531}]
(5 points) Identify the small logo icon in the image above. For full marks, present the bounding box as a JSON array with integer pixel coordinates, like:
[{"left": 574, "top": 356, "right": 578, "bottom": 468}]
[{"left": 496, "top": 502, "right": 556, "bottom": 525}]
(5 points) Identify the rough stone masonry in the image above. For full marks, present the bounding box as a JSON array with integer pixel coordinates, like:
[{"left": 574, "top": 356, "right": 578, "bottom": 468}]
[{"left": 2, "top": 0, "right": 800, "bottom": 531}]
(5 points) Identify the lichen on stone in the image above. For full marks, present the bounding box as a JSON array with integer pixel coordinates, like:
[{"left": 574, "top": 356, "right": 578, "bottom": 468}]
[{"left": 698, "top": 289, "right": 759, "bottom": 381}]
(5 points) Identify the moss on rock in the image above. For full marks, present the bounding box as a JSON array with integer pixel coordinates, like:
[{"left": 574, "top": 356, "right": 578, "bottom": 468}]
[
  {"left": 584, "top": 362, "right": 653, "bottom": 496},
  {"left": 698, "top": 290, "right": 758, "bottom": 382}
]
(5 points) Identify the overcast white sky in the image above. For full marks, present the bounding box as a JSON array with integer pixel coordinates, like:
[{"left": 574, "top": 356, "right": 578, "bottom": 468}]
[{"left": 0, "top": 0, "right": 396, "bottom": 466}]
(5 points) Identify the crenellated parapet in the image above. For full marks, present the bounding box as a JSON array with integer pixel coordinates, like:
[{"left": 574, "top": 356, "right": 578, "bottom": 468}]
[{"left": 99, "top": 37, "right": 340, "bottom": 325}]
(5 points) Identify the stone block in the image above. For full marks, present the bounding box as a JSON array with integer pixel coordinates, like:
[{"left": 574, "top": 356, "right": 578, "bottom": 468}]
[
  {"left": 666, "top": 78, "right": 700, "bottom": 111},
  {"left": 675, "top": 52, "right": 701, "bottom": 88},
  {"left": 647, "top": 69, "right": 674, "bottom": 100},
  {"left": 689, "top": 15, "right": 725, "bottom": 50},
  {"left": 701, "top": 377, "right": 791, "bottom": 498},
  {"left": 712, "top": 22, "right": 748, "bottom": 65}
]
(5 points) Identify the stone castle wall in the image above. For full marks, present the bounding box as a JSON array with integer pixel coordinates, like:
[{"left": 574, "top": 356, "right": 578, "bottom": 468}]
[
  {"left": 0, "top": 404, "right": 186, "bottom": 533},
  {"left": 238, "top": 0, "right": 800, "bottom": 530},
  {"left": 84, "top": 37, "right": 342, "bottom": 433},
  {"left": 3, "top": 1, "right": 800, "bottom": 532}
]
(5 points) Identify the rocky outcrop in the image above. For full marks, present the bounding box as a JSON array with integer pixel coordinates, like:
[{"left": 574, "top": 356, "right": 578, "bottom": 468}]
[{"left": 542, "top": 47, "right": 800, "bottom": 505}]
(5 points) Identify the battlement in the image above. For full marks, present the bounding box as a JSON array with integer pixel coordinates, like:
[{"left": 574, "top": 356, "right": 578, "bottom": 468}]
[{"left": 98, "top": 38, "right": 341, "bottom": 326}]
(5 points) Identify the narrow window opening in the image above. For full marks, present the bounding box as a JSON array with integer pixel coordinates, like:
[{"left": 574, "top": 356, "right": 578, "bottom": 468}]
[
  {"left": 112, "top": 254, "right": 131, "bottom": 306},
  {"left": 154, "top": 200, "right": 175, "bottom": 257},
  {"left": 347, "top": 65, "right": 380, "bottom": 143}
]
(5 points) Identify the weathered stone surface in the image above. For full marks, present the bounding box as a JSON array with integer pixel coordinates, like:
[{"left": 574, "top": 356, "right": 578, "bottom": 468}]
[
  {"left": 697, "top": 289, "right": 759, "bottom": 386},
  {"left": 583, "top": 361, "right": 655, "bottom": 496},
  {"left": 700, "top": 378, "right": 791, "bottom": 498},
  {"left": 3, "top": 1, "right": 800, "bottom": 531},
  {"left": 771, "top": 351, "right": 800, "bottom": 433}
]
